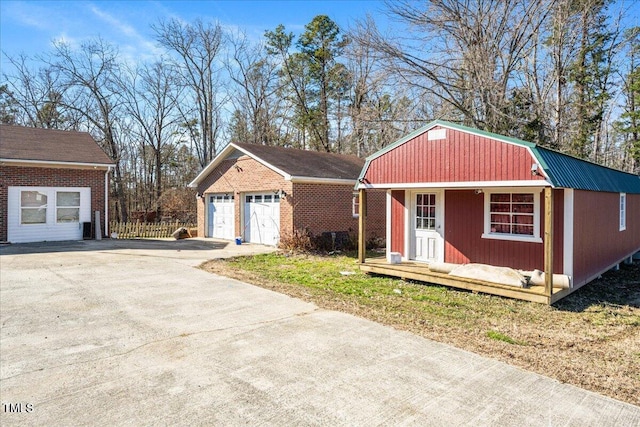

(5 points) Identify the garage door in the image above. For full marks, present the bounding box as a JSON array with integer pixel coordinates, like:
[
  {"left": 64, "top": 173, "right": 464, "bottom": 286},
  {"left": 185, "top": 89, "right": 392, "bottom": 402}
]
[
  {"left": 244, "top": 194, "right": 280, "bottom": 245},
  {"left": 207, "top": 194, "right": 235, "bottom": 240},
  {"left": 7, "top": 186, "right": 91, "bottom": 243}
]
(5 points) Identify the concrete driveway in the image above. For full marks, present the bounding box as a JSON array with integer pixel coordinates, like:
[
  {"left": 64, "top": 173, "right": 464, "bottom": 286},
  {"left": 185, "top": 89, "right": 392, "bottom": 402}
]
[{"left": 1, "top": 239, "right": 638, "bottom": 426}]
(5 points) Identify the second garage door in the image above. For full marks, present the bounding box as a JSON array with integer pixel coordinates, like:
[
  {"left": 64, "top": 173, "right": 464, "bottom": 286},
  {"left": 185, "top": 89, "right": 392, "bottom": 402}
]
[{"left": 244, "top": 194, "right": 280, "bottom": 245}]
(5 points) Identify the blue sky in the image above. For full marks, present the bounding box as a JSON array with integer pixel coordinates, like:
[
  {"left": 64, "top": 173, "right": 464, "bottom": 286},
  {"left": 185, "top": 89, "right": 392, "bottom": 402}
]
[
  {"left": 1, "top": 0, "right": 639, "bottom": 72},
  {"left": 0, "top": 0, "right": 386, "bottom": 69}
]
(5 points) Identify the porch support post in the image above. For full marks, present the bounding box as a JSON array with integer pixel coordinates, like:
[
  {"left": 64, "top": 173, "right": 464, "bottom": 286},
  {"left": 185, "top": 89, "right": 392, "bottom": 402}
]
[
  {"left": 544, "top": 187, "right": 554, "bottom": 297},
  {"left": 358, "top": 188, "right": 367, "bottom": 264}
]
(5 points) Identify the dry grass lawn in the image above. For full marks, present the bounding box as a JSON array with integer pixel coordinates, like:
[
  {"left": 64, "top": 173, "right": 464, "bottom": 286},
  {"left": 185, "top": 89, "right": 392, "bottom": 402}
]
[{"left": 200, "top": 252, "right": 640, "bottom": 406}]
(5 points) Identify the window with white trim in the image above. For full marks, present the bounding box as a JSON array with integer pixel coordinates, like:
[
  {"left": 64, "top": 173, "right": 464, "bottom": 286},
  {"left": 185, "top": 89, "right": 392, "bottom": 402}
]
[
  {"left": 620, "top": 193, "right": 626, "bottom": 231},
  {"left": 21, "top": 191, "right": 48, "bottom": 224},
  {"left": 56, "top": 191, "right": 81, "bottom": 223},
  {"left": 482, "top": 190, "right": 541, "bottom": 242}
]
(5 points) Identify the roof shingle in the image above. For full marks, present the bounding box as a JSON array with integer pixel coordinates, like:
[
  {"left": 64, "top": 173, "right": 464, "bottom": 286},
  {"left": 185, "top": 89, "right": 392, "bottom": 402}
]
[
  {"left": 0, "top": 125, "right": 113, "bottom": 166},
  {"left": 232, "top": 142, "right": 364, "bottom": 180}
]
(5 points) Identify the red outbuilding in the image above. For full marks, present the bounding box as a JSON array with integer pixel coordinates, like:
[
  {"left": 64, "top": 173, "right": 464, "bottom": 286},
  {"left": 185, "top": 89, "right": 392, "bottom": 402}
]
[{"left": 356, "top": 120, "right": 640, "bottom": 303}]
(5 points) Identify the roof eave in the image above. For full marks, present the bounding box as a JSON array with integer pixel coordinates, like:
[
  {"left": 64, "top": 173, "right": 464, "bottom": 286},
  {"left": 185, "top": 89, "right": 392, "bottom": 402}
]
[
  {"left": 289, "top": 176, "right": 356, "bottom": 185},
  {"left": 1, "top": 158, "right": 114, "bottom": 169},
  {"left": 189, "top": 143, "right": 292, "bottom": 188},
  {"left": 356, "top": 179, "right": 552, "bottom": 190}
]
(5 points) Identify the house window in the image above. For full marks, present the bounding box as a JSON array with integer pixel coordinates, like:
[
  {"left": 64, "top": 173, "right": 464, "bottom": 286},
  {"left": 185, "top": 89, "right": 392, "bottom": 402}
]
[
  {"left": 352, "top": 193, "right": 359, "bottom": 218},
  {"left": 482, "top": 190, "right": 541, "bottom": 242},
  {"left": 620, "top": 193, "right": 626, "bottom": 231},
  {"left": 56, "top": 191, "right": 81, "bottom": 223},
  {"left": 21, "top": 191, "right": 48, "bottom": 224}
]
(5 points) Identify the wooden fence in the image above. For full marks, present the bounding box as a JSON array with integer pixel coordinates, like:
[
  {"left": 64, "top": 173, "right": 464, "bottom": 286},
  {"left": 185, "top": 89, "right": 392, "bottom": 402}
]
[{"left": 109, "top": 220, "right": 197, "bottom": 239}]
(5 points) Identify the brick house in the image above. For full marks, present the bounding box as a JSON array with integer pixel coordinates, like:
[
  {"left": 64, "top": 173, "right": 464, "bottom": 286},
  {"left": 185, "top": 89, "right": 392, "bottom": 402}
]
[
  {"left": 189, "top": 142, "right": 385, "bottom": 246},
  {"left": 0, "top": 125, "right": 114, "bottom": 243}
]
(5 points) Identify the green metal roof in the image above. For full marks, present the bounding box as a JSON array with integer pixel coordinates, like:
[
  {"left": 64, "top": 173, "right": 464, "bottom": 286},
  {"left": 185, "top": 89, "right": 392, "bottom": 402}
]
[
  {"left": 359, "top": 120, "right": 640, "bottom": 194},
  {"left": 532, "top": 146, "right": 640, "bottom": 194}
]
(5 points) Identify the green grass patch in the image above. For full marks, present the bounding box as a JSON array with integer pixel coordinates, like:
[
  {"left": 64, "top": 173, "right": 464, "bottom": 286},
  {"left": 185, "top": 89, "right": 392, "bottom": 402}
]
[
  {"left": 219, "top": 252, "right": 549, "bottom": 327},
  {"left": 486, "top": 330, "right": 526, "bottom": 345}
]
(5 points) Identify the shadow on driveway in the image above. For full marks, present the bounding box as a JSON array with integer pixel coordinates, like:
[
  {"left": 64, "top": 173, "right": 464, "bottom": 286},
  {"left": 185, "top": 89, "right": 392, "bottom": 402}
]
[{"left": 0, "top": 238, "right": 230, "bottom": 256}]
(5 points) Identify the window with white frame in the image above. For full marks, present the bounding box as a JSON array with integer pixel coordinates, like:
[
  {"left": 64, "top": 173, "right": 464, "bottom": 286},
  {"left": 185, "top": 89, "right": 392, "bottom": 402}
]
[
  {"left": 56, "top": 191, "right": 81, "bottom": 223},
  {"left": 620, "top": 193, "right": 626, "bottom": 231},
  {"left": 483, "top": 190, "right": 541, "bottom": 242},
  {"left": 21, "top": 191, "right": 48, "bottom": 224}
]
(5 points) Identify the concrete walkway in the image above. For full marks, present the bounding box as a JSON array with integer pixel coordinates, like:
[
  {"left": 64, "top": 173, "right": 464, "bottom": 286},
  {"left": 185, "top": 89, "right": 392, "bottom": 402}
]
[{"left": 1, "top": 239, "right": 638, "bottom": 426}]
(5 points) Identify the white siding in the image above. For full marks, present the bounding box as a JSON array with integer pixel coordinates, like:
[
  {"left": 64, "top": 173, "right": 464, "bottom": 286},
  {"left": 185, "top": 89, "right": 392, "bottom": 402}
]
[{"left": 7, "top": 187, "right": 91, "bottom": 243}]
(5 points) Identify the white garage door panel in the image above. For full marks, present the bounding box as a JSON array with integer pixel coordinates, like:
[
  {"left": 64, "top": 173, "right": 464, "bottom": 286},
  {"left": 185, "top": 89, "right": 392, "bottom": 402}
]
[
  {"left": 7, "top": 187, "right": 91, "bottom": 243},
  {"left": 207, "top": 194, "right": 235, "bottom": 240},
  {"left": 244, "top": 194, "right": 280, "bottom": 245}
]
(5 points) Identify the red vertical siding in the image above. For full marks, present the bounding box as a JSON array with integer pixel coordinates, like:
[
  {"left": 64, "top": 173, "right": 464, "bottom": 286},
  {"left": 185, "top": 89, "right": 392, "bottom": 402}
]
[
  {"left": 444, "top": 189, "right": 564, "bottom": 273},
  {"left": 390, "top": 190, "right": 405, "bottom": 256},
  {"left": 552, "top": 189, "right": 565, "bottom": 274},
  {"left": 572, "top": 191, "right": 640, "bottom": 287},
  {"left": 363, "top": 126, "right": 546, "bottom": 184}
]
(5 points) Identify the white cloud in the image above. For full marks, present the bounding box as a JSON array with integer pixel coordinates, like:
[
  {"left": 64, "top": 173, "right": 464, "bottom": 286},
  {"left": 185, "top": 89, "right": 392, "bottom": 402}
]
[
  {"left": 90, "top": 5, "right": 139, "bottom": 39},
  {"left": 88, "top": 3, "right": 164, "bottom": 64},
  {"left": 3, "top": 1, "right": 55, "bottom": 31}
]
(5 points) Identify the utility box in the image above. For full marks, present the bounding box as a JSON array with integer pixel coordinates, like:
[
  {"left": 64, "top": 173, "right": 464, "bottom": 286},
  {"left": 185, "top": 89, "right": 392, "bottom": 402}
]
[{"left": 82, "top": 222, "right": 92, "bottom": 239}]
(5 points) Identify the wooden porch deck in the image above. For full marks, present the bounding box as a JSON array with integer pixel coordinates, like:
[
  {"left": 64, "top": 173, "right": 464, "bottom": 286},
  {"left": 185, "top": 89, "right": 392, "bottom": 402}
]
[{"left": 360, "top": 258, "right": 571, "bottom": 304}]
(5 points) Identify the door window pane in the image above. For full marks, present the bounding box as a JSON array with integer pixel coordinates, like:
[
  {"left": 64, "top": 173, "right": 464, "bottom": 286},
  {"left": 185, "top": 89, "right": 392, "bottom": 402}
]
[
  {"left": 57, "top": 208, "right": 80, "bottom": 223},
  {"left": 56, "top": 191, "right": 80, "bottom": 223},
  {"left": 21, "top": 191, "right": 47, "bottom": 224},
  {"left": 415, "top": 193, "right": 436, "bottom": 230},
  {"left": 57, "top": 191, "right": 80, "bottom": 207}
]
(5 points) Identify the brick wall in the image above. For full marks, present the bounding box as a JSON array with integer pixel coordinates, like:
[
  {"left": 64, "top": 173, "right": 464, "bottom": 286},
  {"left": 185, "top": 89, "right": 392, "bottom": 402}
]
[
  {"left": 194, "top": 154, "right": 387, "bottom": 245},
  {"left": 195, "top": 155, "right": 292, "bottom": 239},
  {"left": 0, "top": 165, "right": 108, "bottom": 242},
  {"left": 291, "top": 183, "right": 386, "bottom": 241}
]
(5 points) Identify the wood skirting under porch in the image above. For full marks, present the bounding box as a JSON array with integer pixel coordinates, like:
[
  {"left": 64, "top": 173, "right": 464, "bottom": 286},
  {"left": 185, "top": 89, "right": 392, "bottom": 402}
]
[{"left": 360, "top": 257, "right": 571, "bottom": 304}]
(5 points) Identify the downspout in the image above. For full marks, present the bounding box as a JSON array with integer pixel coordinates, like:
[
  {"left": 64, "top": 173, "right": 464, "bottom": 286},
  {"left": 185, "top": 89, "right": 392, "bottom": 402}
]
[{"left": 105, "top": 166, "right": 111, "bottom": 237}]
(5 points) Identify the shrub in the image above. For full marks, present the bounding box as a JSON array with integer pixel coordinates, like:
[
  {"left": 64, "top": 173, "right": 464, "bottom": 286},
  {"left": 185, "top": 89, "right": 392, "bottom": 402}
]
[{"left": 278, "top": 229, "right": 314, "bottom": 252}]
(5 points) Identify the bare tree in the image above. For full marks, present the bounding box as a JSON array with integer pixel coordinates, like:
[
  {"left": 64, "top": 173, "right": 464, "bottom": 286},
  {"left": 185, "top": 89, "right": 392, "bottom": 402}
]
[
  {"left": 153, "top": 18, "right": 226, "bottom": 167},
  {"left": 226, "top": 31, "right": 283, "bottom": 145},
  {"left": 344, "top": 26, "right": 419, "bottom": 156},
  {"left": 118, "top": 59, "right": 183, "bottom": 218},
  {"left": 1, "top": 54, "right": 67, "bottom": 128},
  {"left": 47, "top": 38, "right": 128, "bottom": 221},
  {"left": 354, "top": 0, "right": 551, "bottom": 136}
]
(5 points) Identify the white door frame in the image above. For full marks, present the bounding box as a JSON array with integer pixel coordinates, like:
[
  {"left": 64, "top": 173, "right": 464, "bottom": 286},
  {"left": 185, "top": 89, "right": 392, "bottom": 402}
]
[{"left": 407, "top": 189, "right": 444, "bottom": 263}]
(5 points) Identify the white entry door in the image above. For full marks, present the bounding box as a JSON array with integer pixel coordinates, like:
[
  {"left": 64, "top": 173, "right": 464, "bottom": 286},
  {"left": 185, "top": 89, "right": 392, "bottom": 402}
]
[
  {"left": 412, "top": 192, "right": 444, "bottom": 263},
  {"left": 207, "top": 194, "right": 235, "bottom": 239},
  {"left": 244, "top": 194, "right": 280, "bottom": 245}
]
